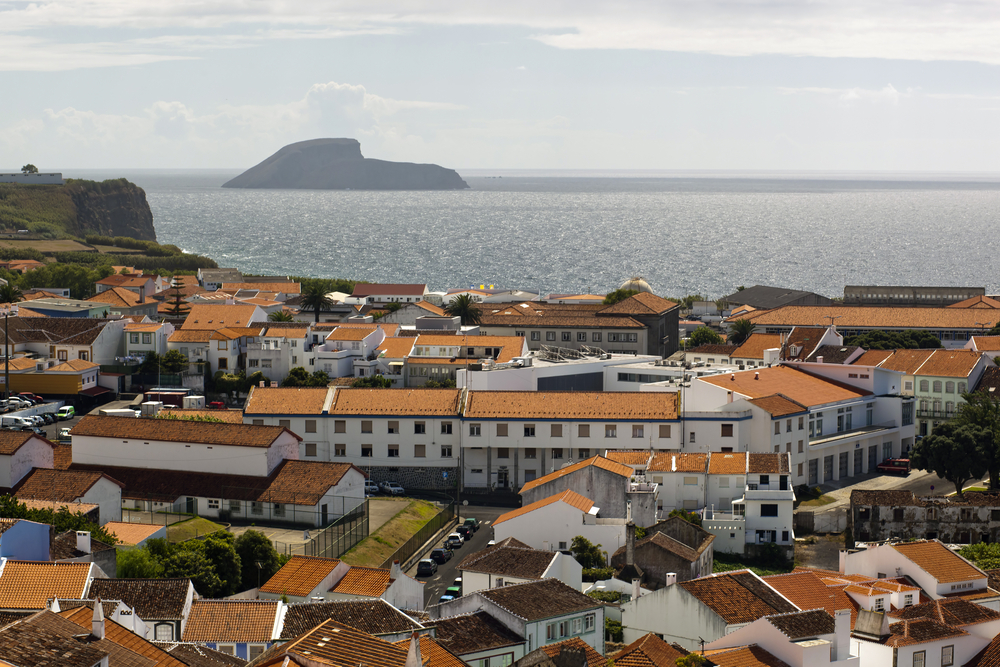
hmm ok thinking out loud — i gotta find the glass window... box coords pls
[524,425,535,437]
[530,331,540,341]
[722,424,733,437]
[761,504,778,517]
[497,447,509,458]
[470,424,481,436]
[361,421,372,433]
[577,332,586,342]
[414,444,426,458]
[304,443,317,457]
[414,421,426,434]
[441,445,453,457]
[362,445,372,457]
[388,421,399,434]
[562,332,571,342]
[546,331,556,341]
[335,420,346,433]
[551,424,563,437]
[579,424,590,438]
[142,333,152,344]
[605,425,617,438]
[388,445,399,457]
[632,425,644,438]
[942,646,953,667]
[305,420,316,433]
[933,381,942,392]
[524,448,536,459]
[552,448,563,459]
[774,422,780,435]
[920,380,929,392]
[592,333,602,342]
[659,424,671,438]
[946,381,955,393]
[441,421,453,434]
[579,449,589,459]
[496,423,508,437]
[335,444,346,457]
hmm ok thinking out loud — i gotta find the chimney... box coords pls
[754,372,759,380]
[76,531,91,554]
[404,632,422,667]
[626,522,636,566]
[665,572,677,586]
[92,599,105,640]
[816,356,824,364]
[833,609,851,661]
[391,560,402,580]
[139,286,145,302]
[226,297,235,305]
[632,578,641,600]
[730,374,735,381]
[49,598,61,612]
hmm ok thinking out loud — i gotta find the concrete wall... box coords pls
[620,584,729,649]
[522,466,633,520]
[0,437,54,488]
[493,502,627,556]
[0,520,51,560]
[81,477,123,524]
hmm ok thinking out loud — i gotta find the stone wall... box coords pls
[365,465,458,491]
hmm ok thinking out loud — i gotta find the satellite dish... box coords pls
[463,500,468,506]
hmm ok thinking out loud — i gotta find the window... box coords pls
[942,646,954,667]
[207,499,220,509]
[248,646,265,660]
[577,332,587,342]
[722,424,734,437]
[57,350,67,361]
[761,504,778,517]
[274,503,285,517]
[217,645,237,656]
[361,421,372,433]
[154,624,174,641]
[946,381,955,393]
[415,444,426,458]
[774,422,780,435]
[531,331,540,341]
[605,425,617,438]
[251,502,264,516]
[894,508,905,521]
[305,420,317,433]
[335,420,346,433]
[229,500,240,513]
[632,425,644,438]
[905,593,914,606]
[335,444,346,457]
[659,424,671,438]
[874,597,885,611]
[497,423,508,437]
[546,331,556,341]
[470,424,481,436]
[525,448,536,458]
[388,421,399,434]
[415,421,426,434]
[959,382,967,393]
[305,443,317,457]
[441,445,453,457]
[498,447,509,458]
[920,380,929,392]
[798,416,804,430]
[252,419,264,426]
[441,422,453,434]
[552,448,563,459]
[248,359,259,367]
[524,425,536,437]
[217,340,228,350]
[388,444,399,458]
[142,333,152,344]
[362,445,372,457]
[933,381,942,393]
[515,331,524,338]
[572,618,582,634]
[218,358,228,369]
[592,333,602,342]
[786,419,792,432]
[579,424,590,438]
[562,332,571,342]
[551,424,563,437]
[584,614,595,631]
[797,463,803,477]
[690,431,696,443]
[130,333,139,344]
[278,419,291,429]
[579,449,589,459]
[684,476,698,486]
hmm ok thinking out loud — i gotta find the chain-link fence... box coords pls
[271,499,370,558]
[379,503,455,569]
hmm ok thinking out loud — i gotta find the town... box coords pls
[1,273,1000,667]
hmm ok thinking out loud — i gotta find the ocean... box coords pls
[69,170,1000,299]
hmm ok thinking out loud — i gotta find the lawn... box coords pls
[0,238,93,253]
[166,516,227,543]
[798,494,836,508]
[713,553,794,577]
[341,499,441,567]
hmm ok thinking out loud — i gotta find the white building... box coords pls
[706,609,857,667]
[492,489,627,555]
[124,322,174,357]
[457,538,583,595]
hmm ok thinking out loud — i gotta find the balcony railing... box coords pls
[916,409,955,419]
[810,421,897,447]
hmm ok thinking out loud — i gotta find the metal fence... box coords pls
[287,499,369,559]
[380,503,456,569]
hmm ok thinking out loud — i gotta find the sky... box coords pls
[2,1,1000,171]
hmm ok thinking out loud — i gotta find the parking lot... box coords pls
[405,505,509,608]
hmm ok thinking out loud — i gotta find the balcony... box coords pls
[916,409,955,419]
[809,421,897,448]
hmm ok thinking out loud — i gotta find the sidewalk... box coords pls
[801,469,933,514]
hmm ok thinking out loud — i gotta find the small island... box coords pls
[222,138,470,191]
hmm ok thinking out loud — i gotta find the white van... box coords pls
[1,416,34,430]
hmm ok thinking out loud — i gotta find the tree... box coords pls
[214,370,244,399]
[688,326,723,347]
[117,547,165,578]
[570,535,606,568]
[163,545,224,598]
[299,284,334,323]
[138,351,162,375]
[162,278,190,318]
[160,349,188,374]
[20,164,38,174]
[351,375,393,388]
[955,390,1000,489]
[235,529,282,591]
[843,330,943,350]
[444,294,483,326]
[676,654,710,667]
[959,543,1000,570]
[281,367,329,387]
[202,532,242,597]
[424,379,457,388]
[0,284,23,304]
[669,508,703,527]
[727,318,756,346]
[268,310,294,322]
[243,370,269,393]
[910,422,989,497]
[603,289,639,305]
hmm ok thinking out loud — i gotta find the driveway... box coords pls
[405,505,510,609]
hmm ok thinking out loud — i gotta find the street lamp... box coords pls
[976,322,992,335]
[1,304,18,401]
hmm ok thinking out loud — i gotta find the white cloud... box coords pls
[4,1,1000,70]
[779,84,907,105]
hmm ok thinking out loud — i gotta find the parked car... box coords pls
[40,413,55,424]
[416,559,438,576]
[463,517,481,532]
[430,548,453,564]
[445,534,464,550]
[438,594,456,604]
[876,458,911,475]
[207,401,226,410]
[58,428,72,441]
[380,481,405,496]
[17,393,42,405]
[5,397,29,410]
[445,585,461,598]
[456,525,474,541]
[364,481,380,496]
[56,406,75,420]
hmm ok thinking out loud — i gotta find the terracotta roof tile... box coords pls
[182,600,280,643]
[71,414,296,447]
[604,450,653,466]
[167,329,214,343]
[102,521,165,546]
[260,555,342,597]
[708,452,747,475]
[612,633,687,667]
[59,604,187,667]
[159,642,247,667]
[264,618,410,666]
[748,453,790,474]
[806,345,862,364]
[475,578,601,621]
[539,637,606,667]
[687,344,736,356]
[494,490,595,526]
[457,545,556,579]
[244,386,332,416]
[597,292,679,316]
[413,335,526,363]
[479,311,646,328]
[46,359,100,372]
[764,571,859,628]
[327,327,379,341]
[0,612,112,667]
[89,578,192,620]
[701,365,870,407]
[466,391,679,420]
[917,349,984,378]
[221,282,301,294]
[880,618,968,647]
[0,561,92,609]
[329,388,461,416]
[390,635,467,667]
[748,395,809,417]
[782,327,828,361]
[0,431,43,456]
[870,349,936,375]
[731,334,784,360]
[431,611,524,656]
[892,540,985,584]
[181,304,261,331]
[678,570,798,624]
[330,566,392,597]
[703,645,792,667]
[15,468,122,503]
[353,284,427,297]
[376,337,415,358]
[158,408,245,423]
[648,452,708,473]
[740,305,1000,331]
[766,609,836,639]
[519,456,633,494]
[949,295,1000,309]
[280,599,422,639]
[966,634,1000,667]
[889,598,1000,626]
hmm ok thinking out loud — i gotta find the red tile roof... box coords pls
[700,365,870,407]
[330,567,393,597]
[679,571,798,624]
[71,414,298,447]
[466,391,679,420]
[182,600,280,643]
[494,490,595,526]
[519,456,633,493]
[892,540,986,584]
[0,561,92,609]
[260,556,341,597]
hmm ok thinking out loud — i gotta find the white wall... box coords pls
[81,477,123,524]
[0,437,53,488]
[493,502,627,556]
[620,584,730,649]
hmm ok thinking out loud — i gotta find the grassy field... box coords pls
[341,499,441,567]
[0,238,93,252]
[91,244,145,254]
[167,516,227,543]
[798,494,836,508]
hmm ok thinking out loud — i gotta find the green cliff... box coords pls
[0,178,157,241]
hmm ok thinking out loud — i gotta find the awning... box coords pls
[80,386,112,397]
[388,361,404,366]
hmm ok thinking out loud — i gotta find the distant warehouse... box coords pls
[0,173,64,185]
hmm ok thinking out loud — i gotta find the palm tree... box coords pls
[728,318,756,346]
[268,310,294,322]
[299,284,334,323]
[0,283,23,305]
[444,294,483,326]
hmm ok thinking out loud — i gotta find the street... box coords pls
[406,505,509,609]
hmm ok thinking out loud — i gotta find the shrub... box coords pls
[583,567,615,582]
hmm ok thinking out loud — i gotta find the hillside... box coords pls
[0,178,157,241]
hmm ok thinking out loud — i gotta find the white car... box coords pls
[380,481,405,496]
[364,481,380,496]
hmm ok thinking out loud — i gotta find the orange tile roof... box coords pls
[701,365,870,407]
[377,337,415,358]
[0,431,43,456]
[612,633,687,667]
[327,327,379,341]
[16,469,123,503]
[764,570,859,628]
[679,570,798,624]
[182,600,280,642]
[167,329,213,343]
[18,499,98,515]
[465,391,679,420]
[648,452,708,473]
[123,322,163,332]
[88,287,157,309]
[519,456,634,493]
[597,292,679,316]
[330,566,393,597]
[0,561,91,609]
[390,635,467,667]
[732,334,784,360]
[221,282,301,294]
[893,541,985,584]
[495,490,595,525]
[158,408,245,423]
[971,336,1000,352]
[260,555,342,597]
[329,388,461,416]
[604,450,653,466]
[267,618,410,666]
[703,645,792,667]
[875,349,937,375]
[46,359,100,372]
[917,349,984,378]
[539,637,606,667]
[853,349,895,366]
[708,452,748,475]
[4,357,38,371]
[948,295,1000,309]
[71,414,296,447]
[783,327,828,360]
[264,326,308,339]
[413,301,446,316]
[740,305,1000,331]
[59,604,188,667]
[102,521,164,545]
[244,386,331,415]
[181,304,261,330]
[413,335,526,363]
[748,394,809,417]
